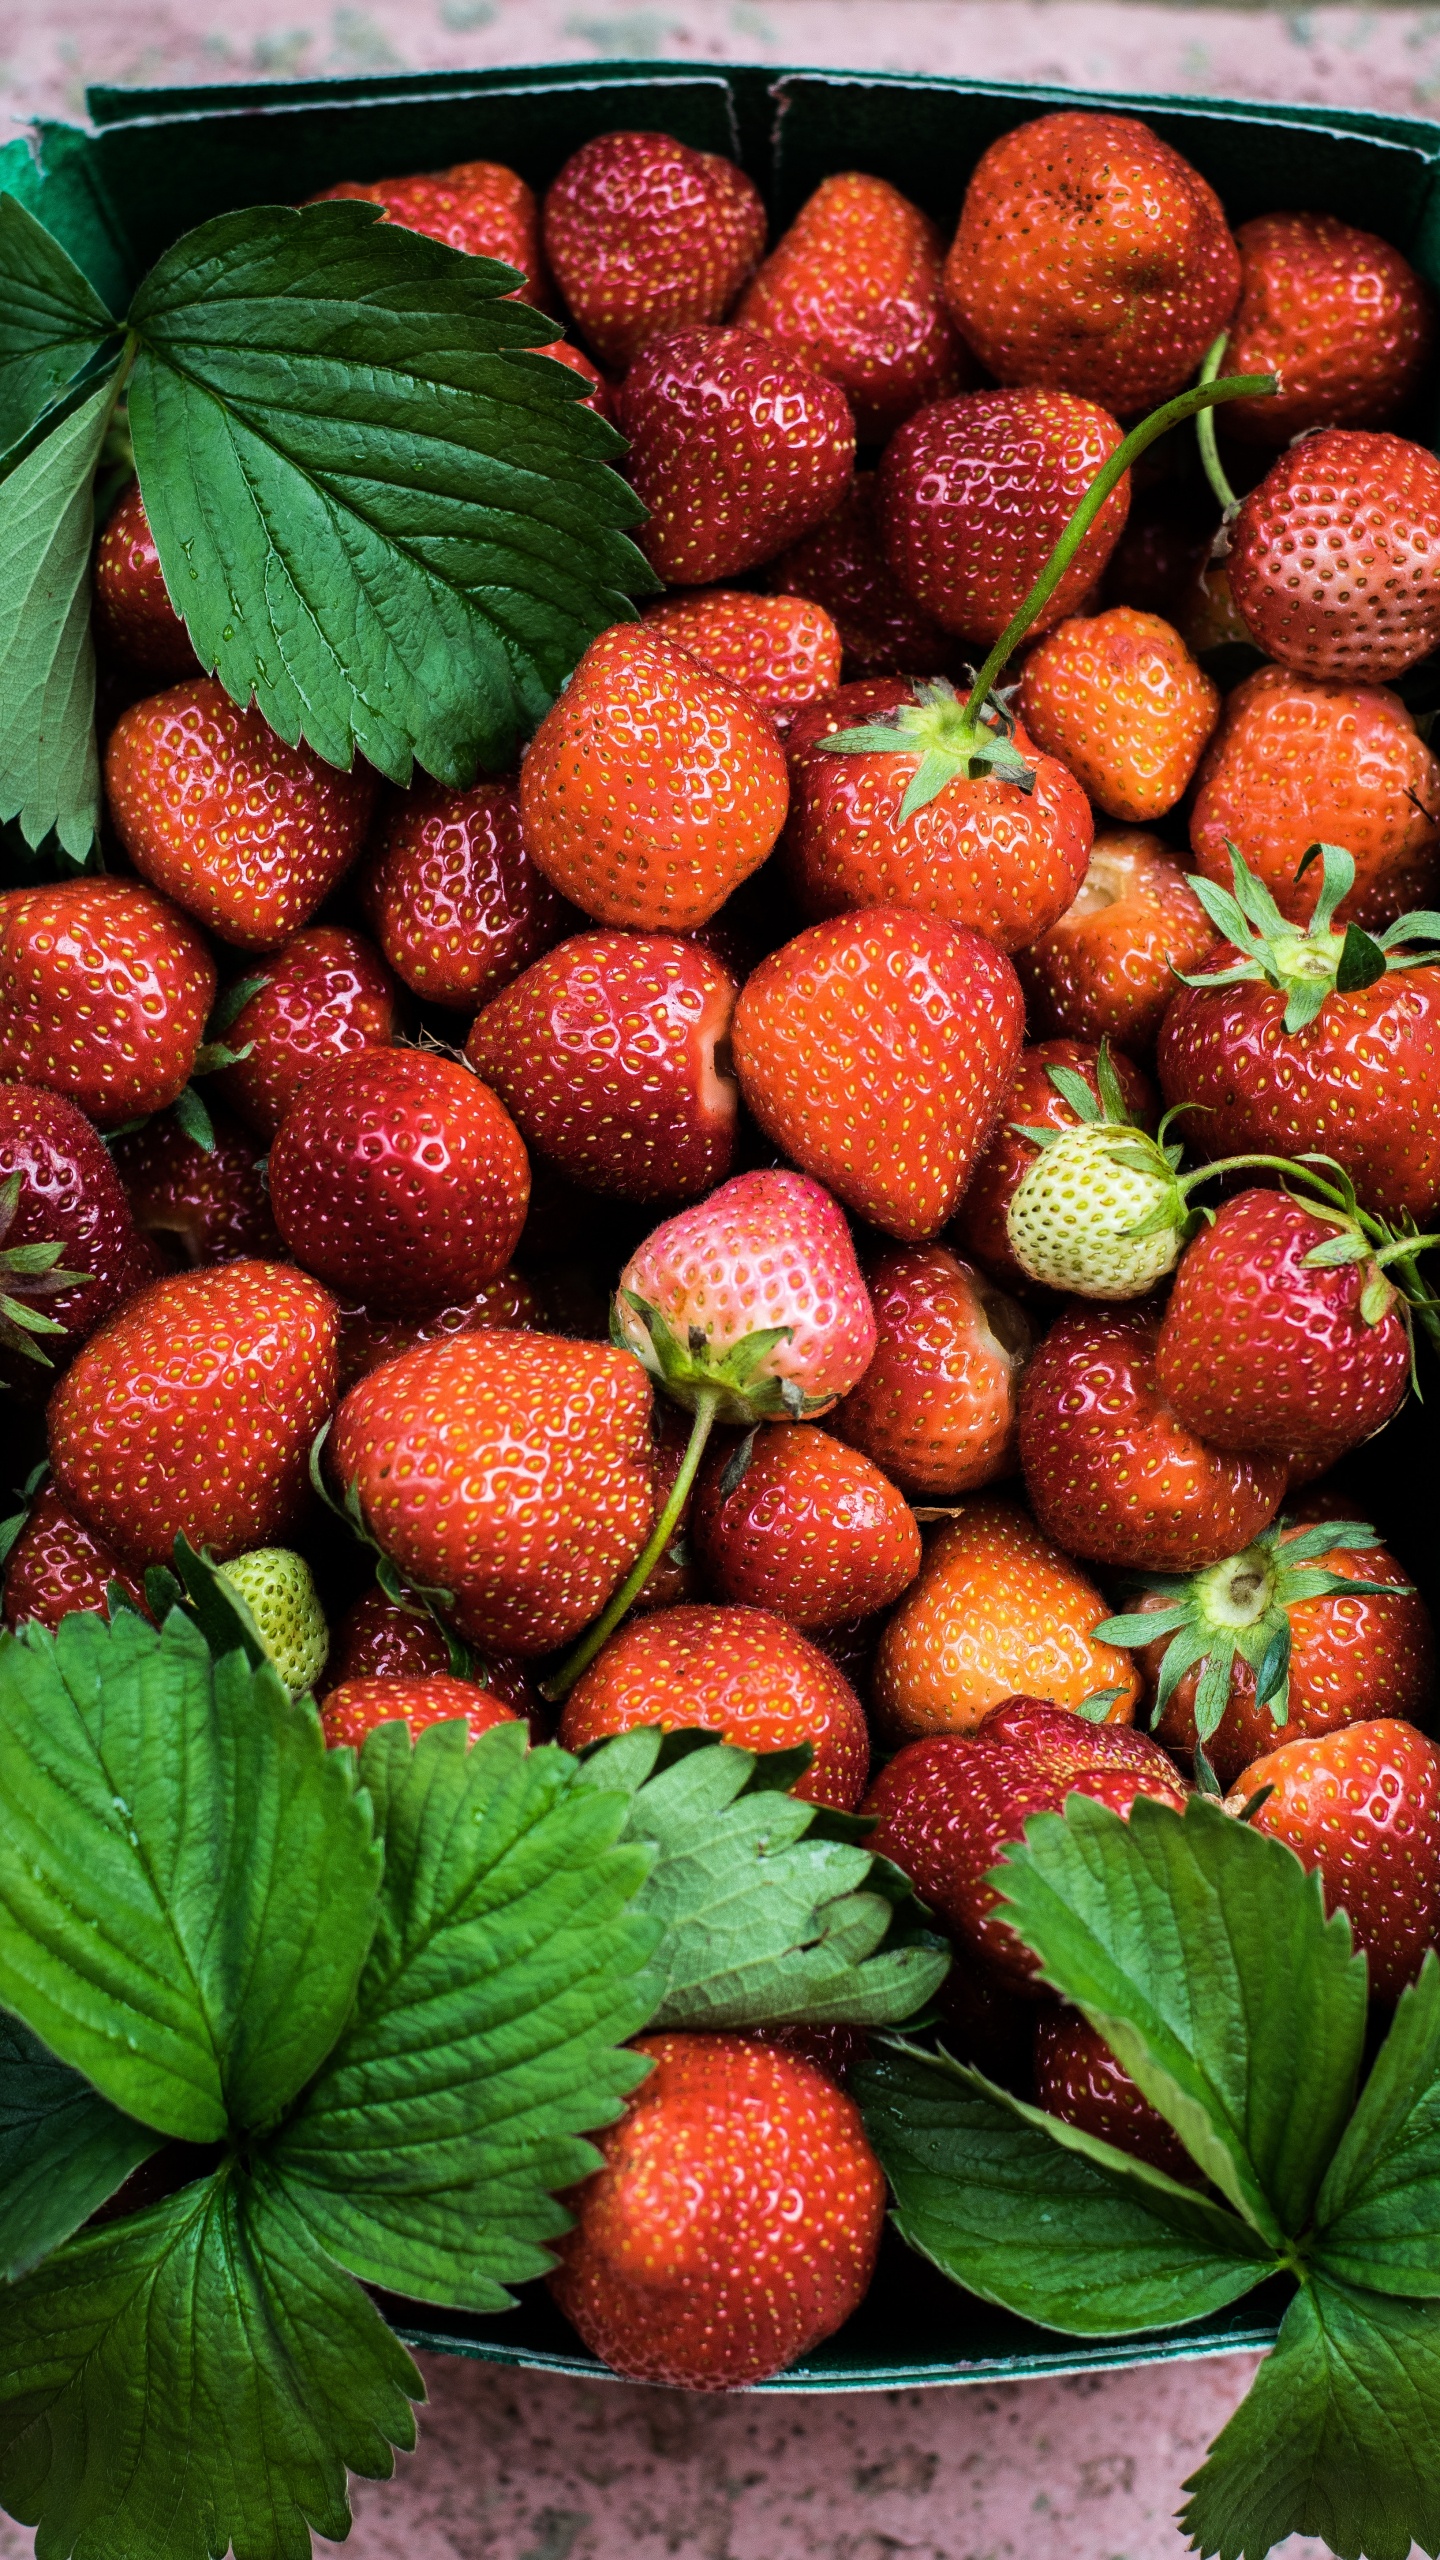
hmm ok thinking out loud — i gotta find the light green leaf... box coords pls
[0,370,117,858]
[127,202,654,787]
[268,1721,660,2314]
[0,2168,420,2560]
[0,1607,382,2143]
[0,2011,157,2282]
[1314,1951,1440,2296]
[0,192,119,455]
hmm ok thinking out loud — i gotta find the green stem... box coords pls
[541,1389,720,1703]
[1175,1152,1352,1206]
[1194,333,1241,516]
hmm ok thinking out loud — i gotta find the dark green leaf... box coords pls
[0,2011,156,2281]
[0,370,117,859]
[166,1530,270,1671]
[1335,923,1389,996]
[169,1082,216,1154]
[0,192,119,455]
[128,203,653,787]
[0,2167,420,2560]
[1313,1951,1440,2296]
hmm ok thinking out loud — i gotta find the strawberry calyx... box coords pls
[0,1171,93,1371]
[1179,840,1440,1034]
[613,1289,832,1426]
[819,677,1038,809]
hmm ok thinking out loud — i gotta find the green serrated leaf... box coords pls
[1313,1951,1440,2297]
[0,369,117,860]
[0,191,120,454]
[0,2010,157,2282]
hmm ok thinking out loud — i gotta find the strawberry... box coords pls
[335,1270,545,1392]
[781,676,1092,953]
[616,326,855,585]
[641,589,842,726]
[1019,1303,1288,1574]
[872,1495,1142,1741]
[518,623,789,932]
[92,481,198,678]
[1222,213,1435,446]
[112,1105,283,1270]
[1225,1719,1440,2001]
[2,1480,148,1632]
[328,1328,655,1654]
[312,158,551,302]
[1001,1040,1194,1300]
[327,1587,454,1685]
[862,1697,1186,1990]
[765,471,964,679]
[49,1259,338,1568]
[556,1599,871,1809]
[319,1673,519,1751]
[268,1049,529,1318]
[543,132,765,368]
[735,171,969,442]
[549,2033,885,2388]
[105,678,376,952]
[833,1244,1031,1499]
[952,1038,1158,1293]
[219,1546,329,1693]
[212,926,397,1143]
[1188,666,1440,934]
[361,775,576,1012]
[732,907,1024,1241]
[540,338,613,417]
[943,110,1240,412]
[1034,2008,1192,2180]
[1017,608,1219,823]
[878,389,1129,641]
[466,929,739,1203]
[0,878,215,1127]
[690,1423,921,1630]
[0,1082,142,1373]
[1227,429,1440,683]
[1015,831,1219,1058]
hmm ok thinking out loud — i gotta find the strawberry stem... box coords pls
[541,1387,720,1703]
[1194,334,1240,517]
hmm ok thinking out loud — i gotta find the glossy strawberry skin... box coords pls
[329,1329,655,1655]
[314,158,551,301]
[642,590,842,726]
[736,172,970,442]
[92,481,198,678]
[1224,213,1435,446]
[335,1270,545,1392]
[833,1244,1031,1499]
[543,132,765,369]
[1034,2009,1193,2180]
[782,679,1092,953]
[1017,609,1219,824]
[105,679,376,952]
[617,326,856,585]
[212,927,397,1143]
[519,624,790,933]
[0,879,216,1127]
[863,1698,1186,1989]
[943,110,1240,412]
[1227,1719,1440,2002]
[112,1106,283,1272]
[318,1674,519,1751]
[269,1049,529,1319]
[765,471,963,680]
[952,1039,1158,1293]
[49,1259,338,1569]
[549,2033,886,2390]
[2,1481,149,1632]
[733,907,1024,1242]
[1228,430,1440,684]
[362,776,576,1012]
[0,1083,143,1349]
[1015,833,1218,1059]
[691,1424,921,1630]
[467,930,739,1203]
[326,1588,454,1686]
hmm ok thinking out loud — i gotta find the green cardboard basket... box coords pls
[9,59,1438,2389]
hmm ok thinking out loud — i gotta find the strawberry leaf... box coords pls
[0,192,120,456]
[1312,1951,1440,2298]
[1335,922,1389,996]
[0,2012,156,2282]
[0,369,118,860]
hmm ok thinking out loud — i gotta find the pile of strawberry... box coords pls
[4,105,1440,2398]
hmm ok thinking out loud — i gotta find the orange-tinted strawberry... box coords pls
[691,1423,921,1629]
[335,1271,545,1392]
[1227,428,1440,683]
[550,2033,885,2388]
[951,1038,1158,1292]
[92,481,198,678]
[362,776,576,1011]
[1015,833,1219,1058]
[1017,608,1219,822]
[943,110,1240,412]
[1034,2009,1193,2179]
[735,171,970,441]
[1226,1719,1440,2001]
[764,471,964,679]
[0,878,216,1127]
[112,1105,283,1270]
[732,908,1024,1241]
[519,624,789,932]
[318,1673,520,1751]
[211,926,397,1143]
[540,337,613,417]
[312,158,551,303]
[543,131,765,368]
[1222,213,1435,446]
[872,1495,1141,1740]
[618,326,856,586]
[49,1259,337,1568]
[833,1245,1031,1499]
[105,678,376,952]
[329,1329,654,1655]
[878,389,1129,642]
[1188,665,1440,932]
[642,589,842,725]
[2,1480,149,1632]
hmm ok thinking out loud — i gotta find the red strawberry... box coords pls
[1017,608,1220,824]
[313,157,551,302]
[328,1329,655,1654]
[518,624,789,932]
[318,1673,520,1751]
[952,1038,1159,1293]
[49,1259,338,1567]
[1226,1719,1440,2001]
[542,132,765,368]
[335,1270,545,1391]
[878,389,1130,641]
[0,879,216,1126]
[92,481,198,678]
[1222,213,1435,446]
[765,471,964,679]
[691,1424,921,1630]
[0,1083,142,1373]
[361,776,576,1012]
[112,1105,283,1271]
[268,1049,529,1318]
[735,171,970,442]
[1227,429,1440,683]
[642,589,842,726]
[105,678,376,951]
[2,1480,149,1632]
[833,1244,1031,1498]
[212,926,397,1143]
[1015,833,1218,1060]
[540,338,613,417]
[863,1697,1186,1990]
[326,1587,454,1685]
[466,930,739,1203]
[733,908,1024,1242]
[1034,2008,1193,2180]
[549,2032,885,2388]
[943,110,1240,412]
[616,326,855,585]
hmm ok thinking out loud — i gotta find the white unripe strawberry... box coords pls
[1006,1122,1186,1297]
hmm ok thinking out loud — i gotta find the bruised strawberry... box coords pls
[313,157,551,300]
[1034,2009,1193,2179]
[318,1673,520,1751]
[2,1480,149,1632]
[543,132,765,368]
[0,878,215,1127]
[1227,1719,1440,2001]
[1227,429,1440,684]
[0,1083,142,1369]
[691,1425,921,1629]
[212,927,397,1143]
[1223,213,1435,446]
[1017,608,1219,823]
[362,775,575,1012]
[326,1587,454,1685]
[112,1104,283,1270]
[92,481,197,678]
[1015,835,1218,1059]
[642,590,842,725]
[952,1038,1159,1293]
[765,472,963,679]
[833,1245,1031,1499]
[335,1270,545,1391]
